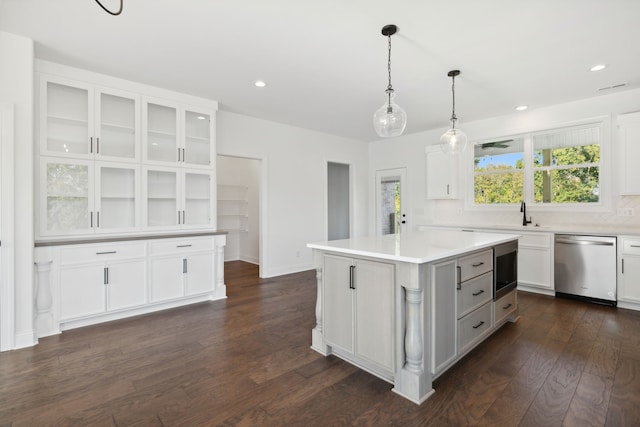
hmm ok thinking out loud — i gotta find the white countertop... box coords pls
[307,230,520,264]
[419,223,640,237]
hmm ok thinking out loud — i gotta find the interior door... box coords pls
[375,168,407,235]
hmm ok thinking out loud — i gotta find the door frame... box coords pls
[1,104,15,351]
[374,167,407,235]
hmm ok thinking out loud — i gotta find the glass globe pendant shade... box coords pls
[440,127,468,154]
[373,92,407,138]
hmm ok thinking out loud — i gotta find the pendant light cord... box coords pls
[94,0,123,16]
[450,74,458,127]
[386,34,393,104]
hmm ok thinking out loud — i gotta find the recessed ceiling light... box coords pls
[590,64,607,72]
[254,80,267,88]
[515,105,528,111]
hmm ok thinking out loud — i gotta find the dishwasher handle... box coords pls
[555,238,614,246]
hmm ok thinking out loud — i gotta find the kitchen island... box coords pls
[307,229,520,404]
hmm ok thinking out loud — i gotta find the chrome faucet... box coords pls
[520,201,532,226]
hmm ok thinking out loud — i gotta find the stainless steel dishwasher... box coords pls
[554,235,617,305]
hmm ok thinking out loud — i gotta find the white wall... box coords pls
[369,89,640,232]
[217,155,260,264]
[217,111,369,278]
[0,31,35,349]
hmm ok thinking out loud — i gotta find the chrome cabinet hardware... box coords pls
[183,258,188,274]
[103,267,109,285]
[96,251,117,255]
[176,244,192,248]
[349,265,356,289]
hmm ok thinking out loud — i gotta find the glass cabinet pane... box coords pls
[184,110,211,166]
[184,172,211,225]
[146,103,177,163]
[147,169,177,226]
[100,93,136,159]
[45,161,90,232]
[46,82,90,155]
[100,166,136,229]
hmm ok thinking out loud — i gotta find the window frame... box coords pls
[465,117,611,212]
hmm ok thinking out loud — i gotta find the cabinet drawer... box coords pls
[519,233,552,248]
[457,271,493,319]
[494,290,517,325]
[59,241,147,264]
[458,302,493,354]
[458,249,493,282]
[622,239,640,255]
[149,237,214,255]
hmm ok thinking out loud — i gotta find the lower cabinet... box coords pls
[618,237,640,308]
[323,254,395,376]
[517,232,554,291]
[431,260,457,376]
[494,290,517,326]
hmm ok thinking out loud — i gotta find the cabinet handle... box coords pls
[103,267,109,285]
[183,258,188,274]
[90,211,93,228]
[182,148,185,162]
[176,244,192,248]
[349,265,356,289]
[446,184,450,195]
[622,258,624,274]
[178,210,181,224]
[502,303,513,310]
[472,289,485,296]
[631,245,640,248]
[456,266,461,290]
[96,137,100,154]
[178,147,181,162]
[97,211,100,228]
[96,251,117,255]
[472,321,485,329]
[90,136,93,154]
[183,210,186,224]
[472,262,484,267]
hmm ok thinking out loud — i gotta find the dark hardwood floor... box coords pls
[1,260,639,426]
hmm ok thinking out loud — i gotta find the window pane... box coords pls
[474,138,524,172]
[534,167,599,203]
[534,144,600,167]
[475,171,524,204]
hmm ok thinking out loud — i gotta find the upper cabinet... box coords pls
[425,145,458,199]
[39,76,140,163]
[618,112,640,195]
[143,98,214,169]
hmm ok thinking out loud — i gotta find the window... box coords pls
[471,121,605,209]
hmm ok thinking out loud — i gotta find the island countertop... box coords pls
[307,229,520,264]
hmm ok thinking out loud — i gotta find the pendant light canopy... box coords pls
[373,25,407,138]
[440,70,468,154]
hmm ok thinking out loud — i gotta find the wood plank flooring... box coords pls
[1,261,640,426]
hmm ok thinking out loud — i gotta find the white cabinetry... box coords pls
[323,254,395,377]
[618,237,640,309]
[430,260,457,376]
[618,112,640,195]
[425,145,458,199]
[517,232,554,293]
[57,242,147,321]
[39,76,140,162]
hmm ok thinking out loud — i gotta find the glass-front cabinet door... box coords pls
[95,163,140,232]
[144,166,179,228]
[41,78,93,158]
[183,109,212,167]
[40,158,94,235]
[96,89,140,162]
[144,99,179,165]
[183,170,213,227]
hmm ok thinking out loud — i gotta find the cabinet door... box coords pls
[95,88,139,162]
[183,108,213,167]
[40,77,93,158]
[144,99,179,165]
[106,259,147,311]
[431,260,457,375]
[323,255,355,354]
[59,264,105,319]
[96,163,140,232]
[144,166,180,228]
[40,158,95,236]
[184,252,215,295]
[183,169,213,227]
[354,259,394,371]
[619,112,640,195]
[426,146,458,199]
[620,255,640,302]
[518,246,552,289]
[149,256,184,302]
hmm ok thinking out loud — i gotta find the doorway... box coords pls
[327,162,350,241]
[375,168,407,235]
[0,104,15,351]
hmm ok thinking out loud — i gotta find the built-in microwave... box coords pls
[494,241,518,300]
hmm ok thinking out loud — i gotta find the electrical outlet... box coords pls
[617,208,635,217]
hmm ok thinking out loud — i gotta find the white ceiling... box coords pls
[1,0,639,142]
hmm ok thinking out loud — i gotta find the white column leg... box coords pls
[311,265,329,355]
[215,238,226,298]
[34,260,54,337]
[404,287,423,374]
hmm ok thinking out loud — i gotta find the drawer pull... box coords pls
[472,262,484,267]
[472,321,485,329]
[349,265,356,289]
[456,266,461,290]
[96,251,117,255]
[631,244,640,248]
[502,303,513,310]
[472,289,485,296]
[176,244,193,248]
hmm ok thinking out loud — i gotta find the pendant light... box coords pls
[440,70,468,154]
[373,25,407,138]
